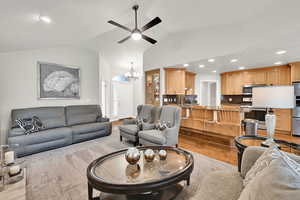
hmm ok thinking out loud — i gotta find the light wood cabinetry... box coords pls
[185,72,196,95]
[221,65,291,95]
[165,68,196,95]
[290,62,300,83]
[274,109,292,133]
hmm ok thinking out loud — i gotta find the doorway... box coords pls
[201,81,217,106]
[112,80,133,120]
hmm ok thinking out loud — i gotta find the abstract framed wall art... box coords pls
[38,62,80,99]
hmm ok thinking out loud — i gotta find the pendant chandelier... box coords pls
[125,62,139,80]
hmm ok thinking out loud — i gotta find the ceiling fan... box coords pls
[108,5,162,44]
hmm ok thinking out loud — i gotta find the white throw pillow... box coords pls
[238,155,300,200]
[243,144,281,186]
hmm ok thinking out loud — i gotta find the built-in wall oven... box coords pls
[293,82,300,136]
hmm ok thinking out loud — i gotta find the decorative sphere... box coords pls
[125,147,140,165]
[144,149,155,162]
[159,150,167,160]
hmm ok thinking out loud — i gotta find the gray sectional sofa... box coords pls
[196,146,300,200]
[8,105,111,157]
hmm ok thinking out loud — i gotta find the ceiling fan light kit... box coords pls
[108,5,162,44]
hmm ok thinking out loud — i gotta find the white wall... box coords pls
[0,46,99,144]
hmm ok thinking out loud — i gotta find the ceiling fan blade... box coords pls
[142,34,157,44]
[141,17,162,32]
[108,20,132,32]
[118,35,131,43]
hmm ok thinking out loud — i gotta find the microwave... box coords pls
[242,84,267,95]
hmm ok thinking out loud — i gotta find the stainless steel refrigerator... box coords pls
[293,82,300,136]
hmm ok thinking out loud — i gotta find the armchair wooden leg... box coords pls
[120,135,122,142]
[175,144,178,148]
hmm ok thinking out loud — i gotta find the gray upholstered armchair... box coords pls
[138,105,181,147]
[119,104,155,145]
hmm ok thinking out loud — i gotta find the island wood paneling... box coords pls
[181,106,242,146]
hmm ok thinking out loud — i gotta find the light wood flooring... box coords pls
[115,119,300,166]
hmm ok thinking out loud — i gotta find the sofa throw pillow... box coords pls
[155,121,172,131]
[243,144,281,186]
[238,155,300,200]
[16,116,44,135]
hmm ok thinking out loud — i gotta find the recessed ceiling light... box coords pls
[239,66,245,70]
[39,16,52,24]
[276,50,287,55]
[230,59,238,63]
[208,58,215,63]
[212,70,217,73]
[183,64,189,67]
[199,64,205,68]
[274,61,282,65]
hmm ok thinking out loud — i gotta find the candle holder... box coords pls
[0,144,22,189]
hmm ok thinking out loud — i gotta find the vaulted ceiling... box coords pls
[1,0,300,72]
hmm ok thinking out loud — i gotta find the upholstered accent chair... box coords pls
[119,104,156,145]
[138,105,181,147]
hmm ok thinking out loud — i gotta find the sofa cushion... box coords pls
[71,122,109,135]
[66,105,101,126]
[8,127,72,157]
[196,171,243,200]
[9,128,26,137]
[243,145,281,186]
[119,124,138,136]
[238,156,300,200]
[11,107,66,129]
[138,130,166,145]
[8,127,72,145]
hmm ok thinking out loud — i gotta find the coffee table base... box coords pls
[92,184,183,200]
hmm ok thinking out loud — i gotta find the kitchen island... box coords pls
[180,105,244,146]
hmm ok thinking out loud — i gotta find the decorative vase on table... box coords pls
[144,149,155,162]
[263,110,276,146]
[125,147,140,165]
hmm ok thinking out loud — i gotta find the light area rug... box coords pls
[24,126,236,200]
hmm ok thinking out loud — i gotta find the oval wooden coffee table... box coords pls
[87,146,194,200]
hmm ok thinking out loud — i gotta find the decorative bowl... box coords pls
[158,150,167,160]
[125,147,140,165]
[144,149,155,162]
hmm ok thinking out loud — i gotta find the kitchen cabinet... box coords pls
[221,72,243,95]
[290,62,300,83]
[242,71,254,85]
[221,65,291,95]
[277,66,291,85]
[252,69,267,85]
[165,68,196,95]
[185,72,196,94]
[274,109,292,133]
[221,73,228,95]
[266,66,291,85]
